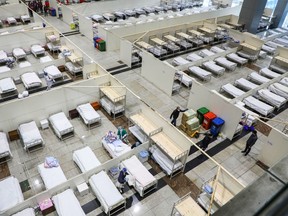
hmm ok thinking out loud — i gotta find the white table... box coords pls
[40,119,49,130]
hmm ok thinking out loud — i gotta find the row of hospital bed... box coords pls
[0,15,30,26]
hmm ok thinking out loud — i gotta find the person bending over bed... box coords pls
[117,167,129,193]
[117,126,128,143]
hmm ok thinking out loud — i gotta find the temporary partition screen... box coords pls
[78,14,93,39]
[120,39,133,67]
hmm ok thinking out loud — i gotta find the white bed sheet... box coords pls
[20,15,30,22]
[221,83,245,98]
[258,89,287,108]
[13,48,26,59]
[262,44,275,54]
[43,65,62,79]
[214,57,237,70]
[102,138,131,158]
[73,146,101,173]
[248,72,270,84]
[269,83,288,99]
[172,57,190,66]
[31,45,45,56]
[237,50,257,61]
[7,17,16,24]
[76,103,101,125]
[235,78,259,90]
[47,43,61,52]
[19,61,31,68]
[65,62,82,74]
[0,77,16,93]
[52,189,85,216]
[269,64,287,74]
[227,53,248,65]
[199,49,215,57]
[49,112,74,138]
[186,53,202,62]
[89,171,125,214]
[38,163,67,189]
[129,125,146,143]
[210,46,225,53]
[188,66,211,81]
[176,71,192,87]
[243,96,274,116]
[21,72,42,89]
[18,121,43,150]
[260,68,281,79]
[0,176,24,214]
[280,77,288,87]
[0,132,11,158]
[12,208,35,216]
[100,97,124,115]
[202,61,225,75]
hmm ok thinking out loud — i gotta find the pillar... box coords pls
[272,0,288,28]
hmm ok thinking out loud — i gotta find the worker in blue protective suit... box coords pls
[117,167,129,193]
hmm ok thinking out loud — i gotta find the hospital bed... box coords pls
[52,189,85,216]
[259,51,267,59]
[188,66,212,81]
[177,40,193,49]
[38,162,67,189]
[65,62,82,77]
[0,77,17,96]
[234,78,259,91]
[214,57,237,71]
[49,112,74,140]
[259,68,281,79]
[76,103,101,128]
[163,42,180,53]
[12,208,35,216]
[102,136,131,158]
[89,171,126,215]
[258,89,287,109]
[226,53,248,65]
[143,6,155,13]
[202,61,225,76]
[221,83,245,98]
[91,14,104,22]
[19,61,31,68]
[154,6,164,12]
[172,57,190,66]
[274,38,288,46]
[128,125,147,143]
[7,17,16,25]
[12,48,26,60]
[261,44,276,55]
[43,65,63,81]
[0,176,24,214]
[248,72,270,84]
[21,72,42,89]
[0,66,10,73]
[103,13,116,21]
[210,46,225,53]
[243,96,274,116]
[31,44,45,57]
[73,146,101,173]
[114,11,126,19]
[124,9,136,16]
[269,64,287,74]
[136,41,154,51]
[39,56,52,63]
[176,71,193,87]
[280,77,288,87]
[47,42,61,53]
[20,15,30,23]
[186,53,202,62]
[122,155,157,197]
[100,96,125,117]
[269,83,288,99]
[237,50,258,61]
[18,121,44,152]
[199,49,215,57]
[265,41,284,48]
[0,50,8,65]
[150,46,167,57]
[0,132,12,163]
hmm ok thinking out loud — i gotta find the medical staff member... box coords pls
[117,168,128,193]
[117,126,128,141]
[242,130,258,156]
[44,72,53,90]
[170,106,188,126]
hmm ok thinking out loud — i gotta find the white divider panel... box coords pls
[120,39,133,67]
[141,51,176,96]
[258,128,288,167]
[78,14,93,39]
[218,168,245,194]
[32,11,43,25]
[187,81,242,140]
[83,63,108,78]
[62,4,74,26]
[0,3,28,18]
[62,38,83,59]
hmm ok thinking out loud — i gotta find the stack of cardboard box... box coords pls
[180,109,200,137]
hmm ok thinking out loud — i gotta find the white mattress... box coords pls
[20,15,30,21]
[91,14,104,21]
[52,189,85,216]
[280,77,288,87]
[210,46,225,53]
[73,146,101,173]
[258,89,287,108]
[49,112,73,138]
[199,49,215,57]
[40,56,52,63]
[262,44,275,54]
[43,65,62,79]
[129,125,146,143]
[237,50,257,61]
[186,53,202,62]
[176,71,192,87]
[0,77,16,93]
[76,103,101,125]
[235,78,259,90]
[38,163,67,189]
[172,57,190,66]
[202,61,225,75]
[269,64,287,74]
[221,83,245,98]
[47,43,61,52]
[188,66,211,80]
[13,48,26,58]
[0,176,24,214]
[31,45,45,55]
[0,132,11,158]
[7,17,16,23]
[248,72,270,84]
[102,138,131,158]
[269,83,288,99]
[21,72,42,89]
[243,96,274,116]
[227,53,248,65]
[12,208,35,216]
[65,62,82,73]
[0,66,10,74]
[89,171,125,214]
[260,68,280,79]
[214,57,237,70]
[100,97,124,115]
[19,61,31,68]
[18,121,43,150]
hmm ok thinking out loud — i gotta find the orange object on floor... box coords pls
[202,112,217,130]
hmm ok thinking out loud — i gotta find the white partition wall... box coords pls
[78,14,93,39]
[120,39,133,67]
[0,3,28,17]
[62,4,74,26]
[141,51,176,96]
[187,81,243,140]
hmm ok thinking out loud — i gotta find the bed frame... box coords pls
[0,131,12,164]
[77,103,102,129]
[49,112,75,141]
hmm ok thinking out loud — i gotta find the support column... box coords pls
[238,0,267,33]
[272,0,288,28]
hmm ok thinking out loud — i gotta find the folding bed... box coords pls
[73,146,101,173]
[89,171,126,215]
[18,121,44,152]
[172,57,190,66]
[121,155,157,197]
[214,57,237,71]
[12,48,26,60]
[221,83,245,98]
[7,17,17,25]
[269,83,288,99]
[237,50,258,61]
[0,176,24,214]
[226,53,248,65]
[38,162,67,189]
[247,72,270,84]
[43,65,63,81]
[12,208,35,216]
[210,46,225,53]
[31,44,45,57]
[202,61,225,76]
[76,103,101,128]
[49,112,74,140]
[199,49,215,57]
[188,66,212,81]
[258,89,287,109]
[20,15,30,23]
[102,134,131,158]
[234,78,259,91]
[21,72,42,89]
[259,68,281,79]
[175,71,193,87]
[186,53,202,62]
[0,131,12,163]
[52,189,85,216]
[0,77,17,96]
[243,96,274,116]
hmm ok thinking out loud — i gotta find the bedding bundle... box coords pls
[44,156,59,168]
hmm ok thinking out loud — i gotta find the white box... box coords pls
[77,182,89,196]
[38,70,44,78]
[40,119,49,130]
[13,77,21,84]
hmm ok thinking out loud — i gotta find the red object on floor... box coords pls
[202,112,217,130]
